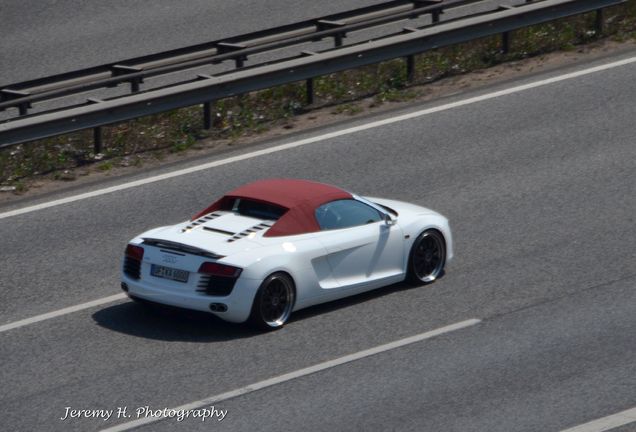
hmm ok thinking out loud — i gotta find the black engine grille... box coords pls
[196,276,237,296]
[123,256,141,279]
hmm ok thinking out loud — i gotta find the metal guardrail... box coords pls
[0,0,479,114]
[0,0,623,148]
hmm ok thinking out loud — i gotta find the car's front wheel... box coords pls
[249,272,295,330]
[407,229,446,285]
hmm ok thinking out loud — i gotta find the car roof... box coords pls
[225,178,350,208]
[192,179,353,237]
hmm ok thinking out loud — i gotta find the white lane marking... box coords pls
[2,56,636,221]
[101,318,481,432]
[0,293,126,334]
[559,407,636,432]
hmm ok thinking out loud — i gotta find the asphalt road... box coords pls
[0,49,635,431]
[0,0,387,84]
[0,0,519,85]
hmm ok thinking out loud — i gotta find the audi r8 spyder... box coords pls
[121,178,453,329]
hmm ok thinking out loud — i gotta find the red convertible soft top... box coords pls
[192,179,352,237]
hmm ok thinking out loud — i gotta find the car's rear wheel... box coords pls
[407,229,446,284]
[249,272,295,330]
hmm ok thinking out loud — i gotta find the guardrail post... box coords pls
[306,78,315,105]
[498,4,515,54]
[403,27,419,81]
[406,55,415,82]
[112,65,143,93]
[502,31,511,54]
[93,126,103,154]
[317,20,346,48]
[86,98,105,154]
[217,42,248,69]
[300,51,317,104]
[413,0,442,23]
[1,89,31,116]
[595,9,604,34]
[203,102,212,129]
[196,75,214,129]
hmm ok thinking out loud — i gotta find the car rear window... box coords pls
[225,198,287,220]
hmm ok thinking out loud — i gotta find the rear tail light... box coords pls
[125,244,144,261]
[198,262,242,278]
[124,244,144,280]
[197,262,241,296]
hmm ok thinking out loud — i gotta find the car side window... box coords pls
[315,199,382,230]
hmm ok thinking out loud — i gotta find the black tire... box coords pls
[407,229,446,285]
[249,272,296,330]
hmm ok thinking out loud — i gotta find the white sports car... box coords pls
[121,179,452,329]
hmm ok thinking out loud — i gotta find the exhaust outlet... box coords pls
[209,303,227,312]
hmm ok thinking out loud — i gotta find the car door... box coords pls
[315,199,404,288]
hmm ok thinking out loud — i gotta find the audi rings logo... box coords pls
[161,254,177,264]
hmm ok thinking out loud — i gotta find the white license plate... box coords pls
[151,264,189,283]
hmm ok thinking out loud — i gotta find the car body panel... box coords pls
[318,221,404,286]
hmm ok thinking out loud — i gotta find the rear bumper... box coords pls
[121,275,262,323]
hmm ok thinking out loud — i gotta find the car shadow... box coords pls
[92,300,260,342]
[93,275,442,341]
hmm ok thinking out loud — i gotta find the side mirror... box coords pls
[384,213,397,226]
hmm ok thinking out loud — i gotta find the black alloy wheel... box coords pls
[407,229,446,284]
[249,272,295,330]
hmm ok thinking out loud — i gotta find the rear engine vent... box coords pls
[182,212,222,232]
[123,256,141,279]
[227,222,273,242]
[202,227,235,236]
[196,276,238,296]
